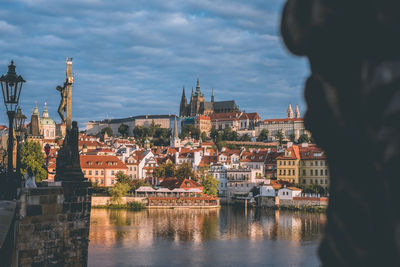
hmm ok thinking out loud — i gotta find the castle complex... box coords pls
[179,78,239,117]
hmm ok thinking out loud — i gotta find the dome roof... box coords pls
[40,117,55,125]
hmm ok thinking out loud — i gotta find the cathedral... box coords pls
[179,78,239,117]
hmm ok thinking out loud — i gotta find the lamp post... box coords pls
[0,61,25,173]
[14,107,26,180]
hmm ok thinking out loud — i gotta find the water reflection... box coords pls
[89,207,325,267]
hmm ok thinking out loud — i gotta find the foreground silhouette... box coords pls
[281,1,400,266]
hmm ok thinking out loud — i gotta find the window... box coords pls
[89,170,92,175]
[303,170,306,175]
[310,162,314,166]
[283,170,286,175]
[288,161,291,166]
[101,170,104,175]
[288,170,291,175]
[284,161,286,166]
[279,170,282,175]
[83,170,86,175]
[315,179,318,184]
[311,179,313,184]
[95,170,98,175]
[310,170,313,176]
[293,170,295,175]
[325,179,328,184]
[315,161,318,166]
[292,161,295,165]
[320,170,323,176]
[101,179,104,184]
[320,179,323,184]
[325,169,328,176]
[303,179,306,184]
[279,161,282,166]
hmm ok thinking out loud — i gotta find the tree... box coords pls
[115,171,131,185]
[210,126,219,141]
[275,130,284,145]
[20,141,47,182]
[201,132,208,142]
[154,162,175,178]
[109,182,131,204]
[101,126,113,137]
[239,134,251,142]
[257,129,269,142]
[131,179,151,190]
[298,134,310,144]
[202,175,219,196]
[180,124,200,140]
[118,124,129,137]
[176,162,196,180]
[289,133,296,142]
[221,127,238,141]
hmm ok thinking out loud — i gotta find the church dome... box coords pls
[40,103,56,125]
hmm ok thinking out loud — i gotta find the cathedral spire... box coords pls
[195,78,201,95]
[211,88,214,102]
[179,87,187,117]
[295,105,300,118]
[42,102,49,118]
[191,87,194,97]
[33,102,39,116]
[287,104,294,118]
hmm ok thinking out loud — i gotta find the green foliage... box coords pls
[221,127,238,141]
[109,182,131,204]
[101,126,113,136]
[298,134,310,144]
[250,186,260,196]
[289,133,296,142]
[132,122,171,146]
[202,175,219,196]
[131,179,151,190]
[275,130,284,145]
[116,171,131,185]
[302,184,326,196]
[210,126,219,141]
[118,124,129,137]
[180,124,200,140]
[176,162,196,180]
[20,141,46,182]
[256,129,269,142]
[239,134,251,142]
[201,132,208,142]
[154,162,176,178]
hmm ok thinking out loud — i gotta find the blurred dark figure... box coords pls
[281,1,400,266]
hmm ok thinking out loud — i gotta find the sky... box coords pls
[0,0,309,129]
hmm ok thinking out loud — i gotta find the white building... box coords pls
[255,104,310,141]
[209,163,227,196]
[277,186,302,200]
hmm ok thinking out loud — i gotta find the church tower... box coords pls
[170,116,181,148]
[294,105,301,118]
[287,104,294,118]
[30,103,40,136]
[211,88,214,103]
[179,87,187,117]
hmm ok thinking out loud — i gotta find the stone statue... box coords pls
[55,121,84,181]
[56,85,67,123]
[56,58,73,130]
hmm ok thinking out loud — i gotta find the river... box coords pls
[88,206,325,267]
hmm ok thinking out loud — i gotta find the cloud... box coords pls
[0,0,308,128]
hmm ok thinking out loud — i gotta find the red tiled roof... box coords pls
[80,155,127,169]
[262,118,303,123]
[159,177,203,190]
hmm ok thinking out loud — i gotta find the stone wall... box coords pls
[258,196,276,208]
[279,197,328,208]
[91,196,146,206]
[17,181,91,266]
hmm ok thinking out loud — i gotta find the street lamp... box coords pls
[0,61,25,172]
[14,107,26,179]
